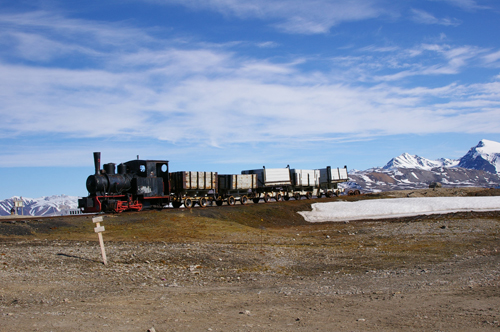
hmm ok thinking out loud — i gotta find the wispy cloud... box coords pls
[482,50,500,66]
[432,0,489,10]
[410,8,461,26]
[332,43,490,82]
[147,0,391,34]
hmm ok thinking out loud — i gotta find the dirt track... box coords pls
[1,188,499,331]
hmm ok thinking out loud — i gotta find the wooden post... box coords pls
[93,216,107,265]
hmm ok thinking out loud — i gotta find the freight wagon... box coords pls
[241,167,293,203]
[318,166,349,197]
[216,174,258,206]
[169,171,218,208]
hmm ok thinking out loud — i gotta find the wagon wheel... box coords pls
[275,193,282,202]
[184,197,193,208]
[305,192,312,199]
[326,191,333,198]
[317,192,323,199]
[354,190,361,195]
[240,195,248,205]
[263,194,271,203]
[198,197,208,208]
[227,196,236,206]
[348,190,354,196]
[294,193,301,200]
[215,199,223,206]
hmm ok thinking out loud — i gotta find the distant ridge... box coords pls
[0,195,79,217]
[383,153,459,171]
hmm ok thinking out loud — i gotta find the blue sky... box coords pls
[1,0,500,199]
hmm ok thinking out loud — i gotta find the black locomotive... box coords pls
[79,152,170,213]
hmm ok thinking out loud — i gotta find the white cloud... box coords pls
[337,43,487,82]
[148,0,390,34]
[482,50,500,66]
[256,41,279,48]
[432,0,488,10]
[410,8,461,26]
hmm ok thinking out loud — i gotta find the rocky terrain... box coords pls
[1,187,499,331]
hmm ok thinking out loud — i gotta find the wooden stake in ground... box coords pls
[92,216,107,265]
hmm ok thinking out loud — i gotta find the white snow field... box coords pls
[299,196,500,222]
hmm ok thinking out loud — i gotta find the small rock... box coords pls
[147,328,156,332]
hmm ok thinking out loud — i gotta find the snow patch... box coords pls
[299,196,500,222]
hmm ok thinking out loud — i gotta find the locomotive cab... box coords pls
[123,160,169,197]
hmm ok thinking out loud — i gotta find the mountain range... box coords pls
[0,195,79,217]
[1,139,499,216]
[347,139,500,192]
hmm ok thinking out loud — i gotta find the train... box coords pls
[78,152,352,213]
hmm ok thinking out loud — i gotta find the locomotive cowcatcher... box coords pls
[78,152,170,213]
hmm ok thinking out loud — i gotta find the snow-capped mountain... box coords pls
[383,153,459,171]
[0,195,79,217]
[348,139,500,192]
[458,139,500,174]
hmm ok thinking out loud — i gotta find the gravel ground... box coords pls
[1,189,499,331]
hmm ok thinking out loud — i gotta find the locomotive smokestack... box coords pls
[93,152,101,175]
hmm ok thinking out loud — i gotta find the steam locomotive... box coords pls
[78,152,350,213]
